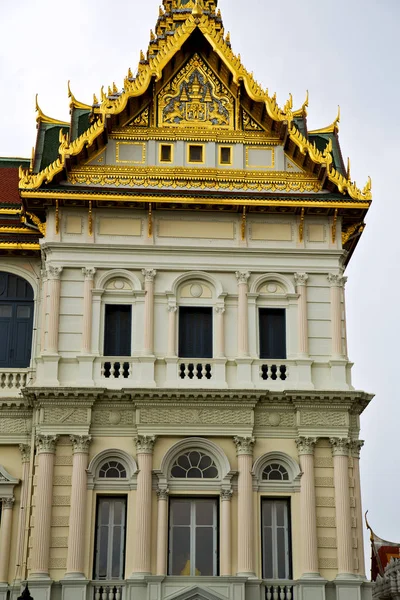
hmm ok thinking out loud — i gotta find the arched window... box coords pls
[171,451,218,479]
[262,463,289,481]
[0,272,34,368]
[99,461,127,479]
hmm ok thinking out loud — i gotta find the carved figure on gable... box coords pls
[158,55,234,128]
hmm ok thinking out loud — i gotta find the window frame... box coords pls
[103,303,133,358]
[159,143,174,163]
[93,495,128,581]
[258,307,287,360]
[261,497,292,580]
[178,306,213,359]
[187,144,205,164]
[218,145,233,166]
[168,496,219,577]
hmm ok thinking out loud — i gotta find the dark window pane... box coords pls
[195,527,214,575]
[112,526,122,578]
[98,525,109,579]
[196,500,214,526]
[198,455,212,470]
[277,527,287,578]
[16,306,31,318]
[114,501,124,525]
[177,454,191,470]
[161,145,172,162]
[259,308,286,359]
[100,501,110,524]
[220,147,231,164]
[188,451,201,466]
[187,468,202,478]
[262,501,272,526]
[203,466,218,479]
[189,145,203,162]
[263,527,273,578]
[95,497,126,581]
[104,305,132,356]
[179,307,213,358]
[171,465,187,478]
[0,305,12,318]
[276,502,286,526]
[171,501,191,525]
[171,527,191,575]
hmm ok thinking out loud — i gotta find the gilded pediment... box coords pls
[158,54,234,129]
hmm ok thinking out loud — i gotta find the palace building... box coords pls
[0,1,373,600]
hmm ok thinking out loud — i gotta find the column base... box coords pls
[236,571,257,578]
[297,576,327,600]
[26,579,53,600]
[61,577,90,600]
[129,571,152,579]
[0,584,9,600]
[333,576,364,600]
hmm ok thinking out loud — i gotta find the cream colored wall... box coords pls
[0,446,23,584]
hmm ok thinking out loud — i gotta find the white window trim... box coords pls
[252,452,301,493]
[87,449,137,491]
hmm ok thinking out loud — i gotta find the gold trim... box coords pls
[159,143,174,164]
[68,81,91,110]
[218,145,233,166]
[299,208,305,242]
[0,242,41,250]
[293,90,309,118]
[309,106,341,135]
[115,141,146,164]
[245,146,275,170]
[110,127,281,145]
[187,143,205,165]
[0,208,21,215]
[25,212,46,236]
[332,208,338,243]
[0,227,37,235]
[35,94,69,126]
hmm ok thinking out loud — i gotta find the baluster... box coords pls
[122,362,130,378]
[205,363,212,379]
[266,586,272,600]
[179,363,185,379]
[280,365,287,380]
[104,362,111,378]
[273,587,279,600]
[115,587,121,600]
[271,365,278,380]
[7,372,13,388]
[188,363,194,379]
[286,586,292,600]
[101,586,107,600]
[280,586,285,600]
[0,373,5,388]
[95,587,101,600]
[22,372,27,386]
[261,364,269,380]
[15,373,21,388]
[108,586,115,600]
[196,363,203,379]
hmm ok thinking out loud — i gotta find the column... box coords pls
[30,435,59,578]
[46,266,63,354]
[296,437,320,577]
[215,306,225,358]
[15,444,31,581]
[330,438,354,576]
[235,272,250,357]
[142,270,157,355]
[156,488,169,576]
[234,436,255,576]
[351,440,366,578]
[0,498,15,583]
[167,306,177,357]
[65,435,92,578]
[132,435,156,576]
[81,268,96,354]
[40,271,48,353]
[220,489,233,576]
[327,274,346,358]
[294,273,309,356]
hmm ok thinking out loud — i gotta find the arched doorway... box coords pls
[0,272,34,368]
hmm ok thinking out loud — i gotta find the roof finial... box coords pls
[346,157,351,181]
[192,0,204,17]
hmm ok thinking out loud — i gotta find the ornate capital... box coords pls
[327,273,346,288]
[296,437,317,456]
[221,489,233,501]
[330,437,351,457]
[142,269,157,283]
[70,435,92,454]
[168,305,177,313]
[46,265,63,280]
[294,272,309,286]
[1,497,15,509]
[234,435,255,456]
[19,444,31,463]
[36,434,59,454]
[157,487,169,501]
[82,267,96,280]
[215,306,225,315]
[350,440,364,458]
[41,268,48,281]
[235,271,251,285]
[134,435,157,454]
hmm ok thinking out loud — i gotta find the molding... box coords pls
[250,272,296,295]
[87,448,138,490]
[252,451,301,493]
[169,271,224,299]
[0,465,19,498]
[95,269,142,292]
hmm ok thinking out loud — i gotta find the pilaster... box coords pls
[156,487,169,576]
[234,436,255,577]
[220,489,233,576]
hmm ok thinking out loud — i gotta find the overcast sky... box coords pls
[1,0,399,573]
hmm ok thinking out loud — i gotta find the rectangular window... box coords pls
[188,144,204,163]
[219,146,232,165]
[262,499,291,579]
[104,305,132,357]
[169,498,218,576]
[179,307,213,358]
[160,144,173,163]
[94,496,127,580]
[259,308,286,359]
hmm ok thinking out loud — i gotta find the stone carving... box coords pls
[235,271,251,285]
[51,537,69,548]
[1,497,15,509]
[300,411,346,427]
[49,558,67,569]
[36,434,59,454]
[142,269,157,283]
[157,488,169,501]
[255,411,295,428]
[52,496,71,506]
[233,436,255,456]
[319,558,338,569]
[317,517,336,528]
[55,456,73,466]
[315,477,334,487]
[51,516,70,527]
[134,435,156,454]
[316,496,335,507]
[82,267,96,280]
[70,435,92,454]
[0,418,30,434]
[294,272,309,286]
[318,537,337,548]
[46,265,63,279]
[109,411,121,425]
[314,457,334,468]
[330,437,351,457]
[53,476,72,486]
[19,444,31,463]
[92,409,134,426]
[220,489,233,501]
[44,408,88,425]
[350,440,364,458]
[140,407,252,425]
[215,306,225,315]
[296,437,317,455]
[168,305,178,313]
[327,273,347,287]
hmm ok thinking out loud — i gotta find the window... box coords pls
[171,451,218,479]
[262,463,289,481]
[188,144,204,163]
[94,497,127,580]
[160,144,173,163]
[0,272,34,369]
[259,308,286,359]
[99,461,127,479]
[219,146,232,165]
[262,499,291,579]
[179,307,212,358]
[169,498,218,576]
[104,305,132,356]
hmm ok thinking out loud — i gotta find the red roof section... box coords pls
[0,167,22,205]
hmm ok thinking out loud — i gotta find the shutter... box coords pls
[104,305,132,356]
[0,305,12,367]
[14,304,33,367]
[259,308,286,359]
[179,307,213,358]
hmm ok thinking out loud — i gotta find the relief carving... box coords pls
[233,436,255,456]
[140,407,251,425]
[300,411,346,427]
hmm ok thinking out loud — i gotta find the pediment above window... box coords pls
[0,465,19,498]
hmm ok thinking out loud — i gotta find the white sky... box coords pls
[1,0,399,574]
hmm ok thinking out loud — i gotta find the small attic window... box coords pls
[160,144,172,163]
[219,146,232,165]
[188,144,204,163]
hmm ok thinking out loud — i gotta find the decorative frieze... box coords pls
[296,436,317,455]
[36,434,59,454]
[43,407,89,425]
[316,496,335,507]
[70,434,92,454]
[330,437,351,457]
[300,411,347,427]
[234,435,255,456]
[255,411,295,428]
[92,409,135,426]
[134,435,156,454]
[140,407,252,425]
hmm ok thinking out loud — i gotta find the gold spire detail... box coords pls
[293,90,309,118]
[309,105,340,135]
[35,94,69,126]
[68,81,91,110]
[192,0,204,17]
